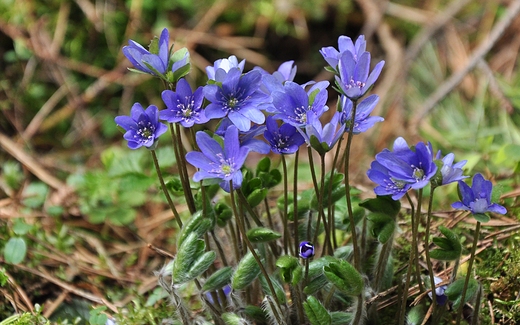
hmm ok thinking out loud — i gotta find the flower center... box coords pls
[227,97,238,109]
[136,121,155,141]
[412,165,425,181]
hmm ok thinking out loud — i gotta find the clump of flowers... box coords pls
[113,29,508,325]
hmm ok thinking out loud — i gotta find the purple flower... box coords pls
[336,50,385,100]
[215,118,269,154]
[159,78,209,127]
[264,116,305,154]
[428,277,448,306]
[272,81,329,128]
[452,173,506,215]
[306,112,346,155]
[206,55,245,82]
[255,61,298,102]
[340,94,383,134]
[320,35,367,72]
[186,126,250,192]
[434,152,468,186]
[203,69,269,132]
[122,28,169,77]
[367,160,412,200]
[299,241,315,259]
[114,103,167,149]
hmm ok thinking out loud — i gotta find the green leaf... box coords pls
[177,211,212,247]
[430,226,462,261]
[445,278,479,310]
[203,266,233,292]
[222,312,248,325]
[366,213,395,244]
[231,250,262,290]
[359,195,401,218]
[276,255,299,283]
[246,188,268,207]
[12,219,33,236]
[473,213,490,223]
[303,296,332,325]
[186,251,216,281]
[247,227,282,243]
[323,259,364,296]
[259,275,287,304]
[256,157,271,174]
[172,232,206,283]
[22,182,48,208]
[4,237,27,264]
[331,311,353,325]
[89,306,108,325]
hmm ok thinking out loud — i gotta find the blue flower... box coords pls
[122,28,169,77]
[271,81,329,128]
[340,94,383,134]
[299,241,315,259]
[452,173,506,215]
[185,126,250,192]
[216,119,270,154]
[336,50,385,100]
[372,137,437,190]
[159,78,209,128]
[367,160,412,200]
[206,55,245,82]
[320,35,367,72]
[264,116,305,154]
[435,152,468,185]
[305,112,345,155]
[428,277,448,306]
[255,61,298,102]
[203,69,269,132]
[114,103,167,149]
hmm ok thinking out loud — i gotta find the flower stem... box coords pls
[229,181,282,310]
[413,190,425,294]
[293,149,300,256]
[173,123,196,214]
[424,186,437,311]
[398,194,416,325]
[281,155,294,255]
[455,221,481,325]
[343,99,361,271]
[150,150,183,228]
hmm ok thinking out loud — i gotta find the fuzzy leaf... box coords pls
[445,278,479,310]
[172,232,206,283]
[231,250,262,290]
[323,259,363,296]
[359,195,401,218]
[276,255,299,283]
[473,213,490,223]
[366,212,395,244]
[259,275,287,304]
[430,226,462,261]
[203,266,233,292]
[247,227,282,243]
[186,251,216,281]
[247,188,268,208]
[303,296,332,325]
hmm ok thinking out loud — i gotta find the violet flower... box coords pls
[160,78,209,128]
[340,94,383,134]
[367,160,412,200]
[336,50,385,100]
[271,81,329,128]
[428,277,448,306]
[299,241,315,259]
[434,152,468,186]
[320,35,367,72]
[374,137,437,190]
[185,126,250,192]
[206,55,245,82]
[264,116,305,154]
[114,103,167,150]
[215,119,270,154]
[452,173,506,215]
[305,112,346,155]
[203,69,269,132]
[122,28,169,77]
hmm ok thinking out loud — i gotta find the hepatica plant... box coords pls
[114,29,508,325]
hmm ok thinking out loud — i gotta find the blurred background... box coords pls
[1,0,520,323]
